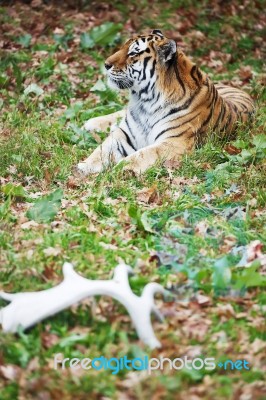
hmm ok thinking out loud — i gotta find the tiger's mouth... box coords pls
[107,74,133,90]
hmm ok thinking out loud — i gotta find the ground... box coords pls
[0,1,265,399]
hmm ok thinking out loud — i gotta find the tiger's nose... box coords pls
[104,63,112,70]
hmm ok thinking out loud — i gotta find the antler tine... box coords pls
[112,263,134,283]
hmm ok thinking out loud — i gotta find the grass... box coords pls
[0,1,266,399]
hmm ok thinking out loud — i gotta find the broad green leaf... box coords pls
[140,211,156,233]
[53,33,73,50]
[234,264,266,289]
[212,256,232,289]
[80,32,94,49]
[0,198,11,219]
[253,134,266,149]
[80,22,122,49]
[59,334,87,348]
[24,83,44,96]
[90,79,107,92]
[17,34,32,48]
[1,183,27,198]
[128,204,145,231]
[11,154,23,163]
[26,189,63,223]
[80,103,122,120]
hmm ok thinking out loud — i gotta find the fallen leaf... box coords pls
[0,365,22,381]
[99,242,118,250]
[43,246,62,257]
[21,220,40,229]
[136,185,159,204]
[194,294,211,306]
[195,221,209,237]
[239,65,253,82]
[216,303,236,318]
[163,159,181,169]
[41,332,60,349]
[26,188,63,223]
[237,240,266,267]
[224,144,242,155]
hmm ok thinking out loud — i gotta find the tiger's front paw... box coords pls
[76,160,103,175]
[83,119,101,132]
[122,157,146,175]
[121,152,157,175]
[83,116,113,132]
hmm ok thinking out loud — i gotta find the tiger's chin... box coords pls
[107,76,133,90]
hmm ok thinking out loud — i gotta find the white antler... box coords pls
[0,263,166,349]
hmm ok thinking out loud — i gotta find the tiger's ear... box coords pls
[151,29,163,37]
[158,40,177,62]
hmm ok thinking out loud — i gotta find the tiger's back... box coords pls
[215,83,254,124]
[193,79,255,141]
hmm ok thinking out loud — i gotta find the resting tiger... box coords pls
[77,29,254,175]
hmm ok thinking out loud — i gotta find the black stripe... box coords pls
[212,86,219,108]
[139,82,150,97]
[125,116,137,144]
[219,102,226,123]
[117,142,128,157]
[142,56,152,80]
[150,59,156,78]
[145,92,161,110]
[190,65,202,87]
[158,88,200,124]
[171,55,186,94]
[167,129,188,139]
[200,109,213,129]
[206,84,215,109]
[223,112,232,131]
[130,67,141,77]
[120,128,136,151]
[212,104,224,131]
[154,112,201,142]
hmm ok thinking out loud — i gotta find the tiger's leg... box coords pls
[122,136,194,174]
[83,110,126,132]
[77,127,135,174]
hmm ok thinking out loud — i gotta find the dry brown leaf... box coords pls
[220,235,237,252]
[216,303,236,318]
[195,294,211,306]
[239,65,253,82]
[41,332,60,349]
[0,364,22,381]
[224,144,242,155]
[136,185,159,204]
[21,220,39,229]
[181,315,212,341]
[43,246,62,257]
[172,176,200,186]
[99,242,118,250]
[250,338,266,354]
[246,240,264,262]
[195,221,209,237]
[163,159,181,170]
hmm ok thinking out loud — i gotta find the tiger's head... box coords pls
[104,29,178,91]
[104,30,203,97]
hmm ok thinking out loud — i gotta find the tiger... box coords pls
[77,29,255,175]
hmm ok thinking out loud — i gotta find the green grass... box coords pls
[0,1,265,399]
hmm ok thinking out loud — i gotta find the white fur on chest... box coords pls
[120,95,174,149]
